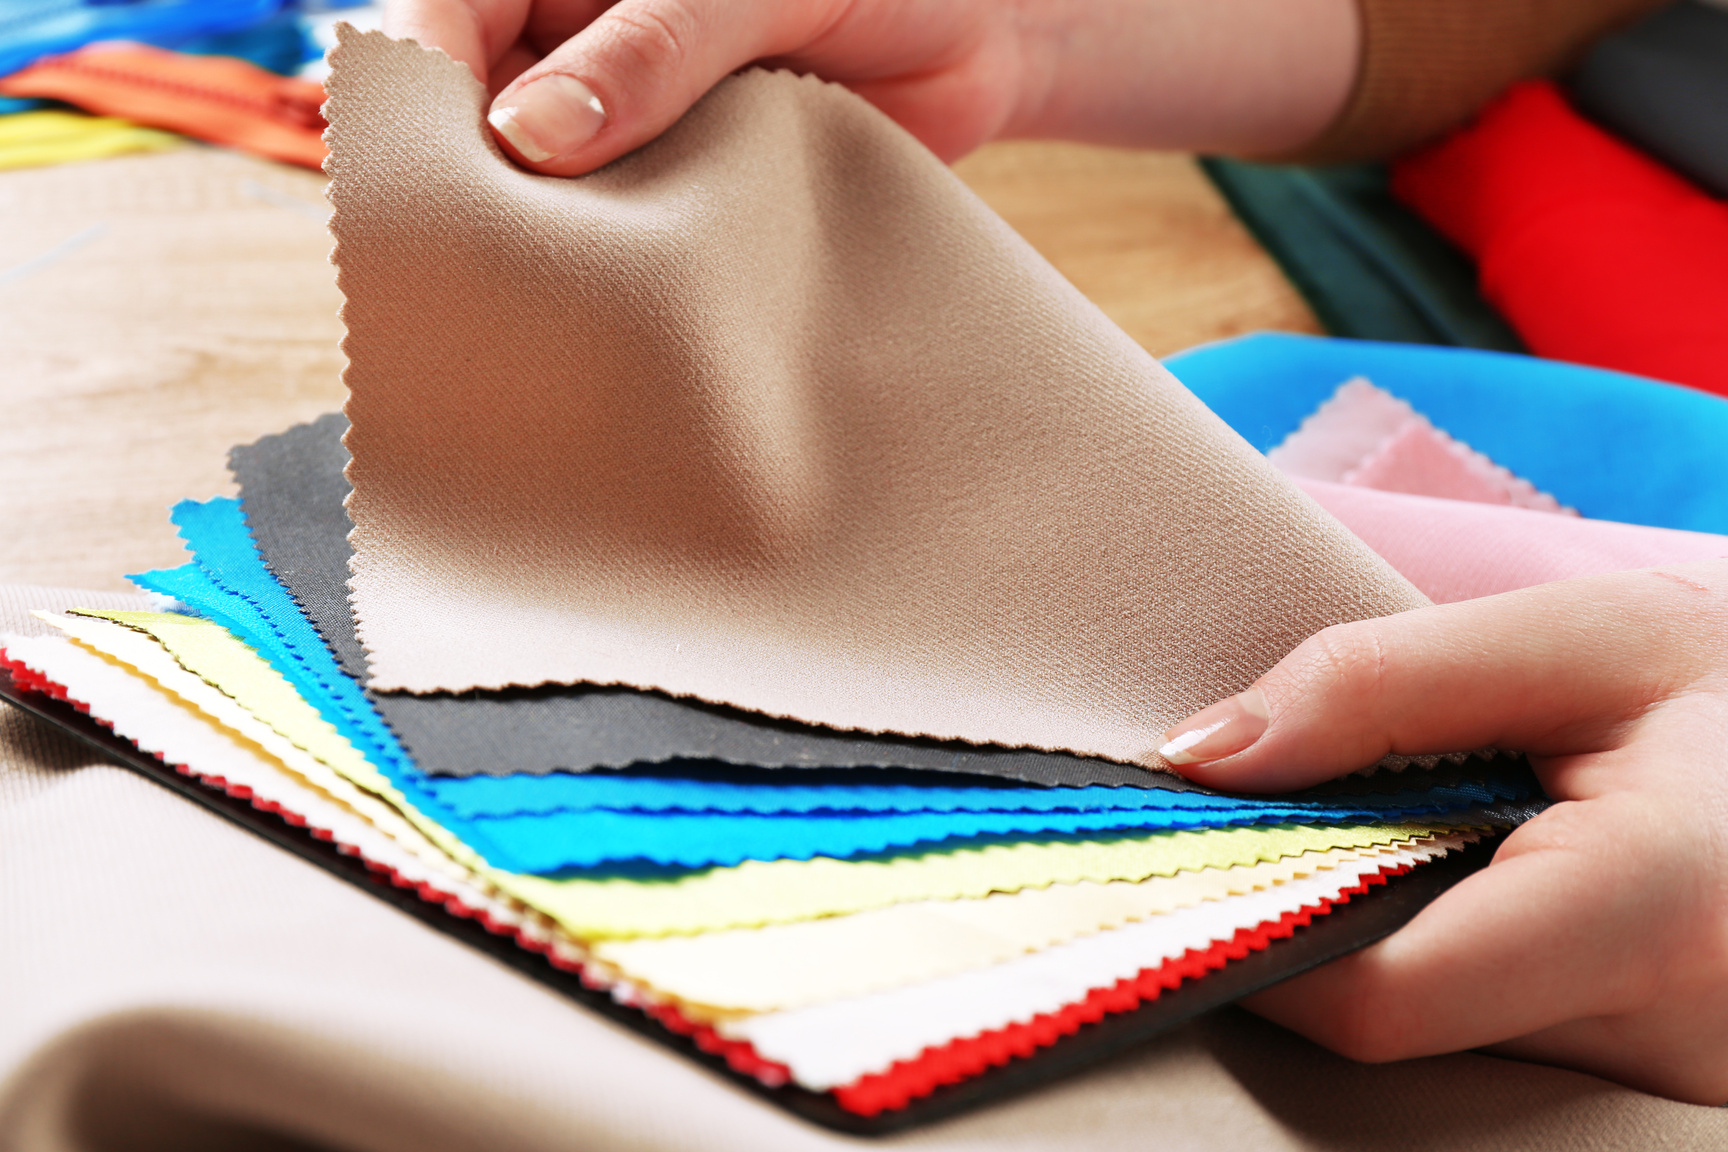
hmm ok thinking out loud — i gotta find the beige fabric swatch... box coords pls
[328,29,1427,768]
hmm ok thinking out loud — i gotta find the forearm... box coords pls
[1002,0,1359,156]
[1005,0,1668,162]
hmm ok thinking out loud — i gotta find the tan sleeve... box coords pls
[1284,0,1668,163]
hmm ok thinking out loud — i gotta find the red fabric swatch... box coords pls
[1392,80,1728,398]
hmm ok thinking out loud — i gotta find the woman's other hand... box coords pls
[1160,562,1728,1104]
[381,0,1358,176]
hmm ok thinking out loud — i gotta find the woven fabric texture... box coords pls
[328,29,1426,769]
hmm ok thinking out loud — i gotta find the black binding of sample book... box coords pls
[0,669,1498,1135]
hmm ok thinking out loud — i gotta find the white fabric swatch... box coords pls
[720,836,1466,1089]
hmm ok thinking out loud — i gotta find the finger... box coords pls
[1162,566,1727,793]
[1243,795,1687,1066]
[483,0,842,175]
[384,0,536,83]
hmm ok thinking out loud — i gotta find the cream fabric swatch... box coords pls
[327,28,1428,767]
[65,609,390,798]
[501,821,1451,940]
[721,840,1461,1090]
[594,837,1457,1016]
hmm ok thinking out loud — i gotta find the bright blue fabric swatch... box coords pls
[424,770,1519,818]
[128,496,1513,873]
[177,11,319,75]
[1165,332,1728,534]
[470,802,1477,872]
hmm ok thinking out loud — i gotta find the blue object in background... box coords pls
[0,0,287,78]
[1165,332,1728,536]
[176,8,318,74]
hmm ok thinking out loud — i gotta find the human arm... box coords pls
[382,0,1665,178]
[383,0,1360,175]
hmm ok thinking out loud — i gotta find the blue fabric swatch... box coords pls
[424,769,1520,818]
[468,802,1478,872]
[1166,332,1728,535]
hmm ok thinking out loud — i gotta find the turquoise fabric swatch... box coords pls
[424,769,1517,818]
[465,803,1477,873]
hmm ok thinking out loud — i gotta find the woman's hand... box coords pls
[1160,562,1728,1104]
[381,0,1358,176]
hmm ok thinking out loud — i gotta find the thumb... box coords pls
[483,0,832,176]
[1157,568,1719,793]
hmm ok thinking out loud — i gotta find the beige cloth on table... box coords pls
[329,29,1425,768]
[4,121,1724,1152]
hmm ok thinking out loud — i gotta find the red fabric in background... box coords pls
[1391,80,1728,398]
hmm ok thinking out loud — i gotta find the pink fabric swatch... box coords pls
[1271,378,1573,514]
[1266,378,1728,603]
[1300,479,1728,605]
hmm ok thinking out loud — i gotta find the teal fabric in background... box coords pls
[1166,333,1728,536]
[1199,159,1523,353]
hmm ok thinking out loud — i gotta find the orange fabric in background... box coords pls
[1392,80,1728,398]
[0,44,326,169]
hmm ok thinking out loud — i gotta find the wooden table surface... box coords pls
[0,139,1316,594]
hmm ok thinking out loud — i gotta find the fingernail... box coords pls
[488,74,606,163]
[1158,687,1270,766]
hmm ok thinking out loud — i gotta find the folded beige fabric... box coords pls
[329,28,1426,768]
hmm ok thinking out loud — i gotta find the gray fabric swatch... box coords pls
[229,414,1519,798]
[229,414,1194,786]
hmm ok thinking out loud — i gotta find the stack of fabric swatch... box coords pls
[1387,1,1728,397]
[0,404,1545,1126]
[13,324,1728,1125]
[20,325,1728,1124]
[1202,1,1728,397]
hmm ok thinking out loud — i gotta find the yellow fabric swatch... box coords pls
[592,836,1458,1015]
[37,612,476,889]
[501,821,1451,940]
[77,610,388,794]
[65,609,484,873]
[0,110,179,172]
